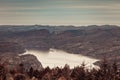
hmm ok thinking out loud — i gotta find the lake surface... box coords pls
[23,48,99,69]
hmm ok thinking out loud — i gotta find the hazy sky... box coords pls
[0,0,120,26]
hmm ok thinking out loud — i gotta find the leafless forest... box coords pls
[0,59,119,80]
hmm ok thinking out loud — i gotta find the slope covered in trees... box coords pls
[0,59,119,80]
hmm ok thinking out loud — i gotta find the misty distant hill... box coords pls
[0,25,118,33]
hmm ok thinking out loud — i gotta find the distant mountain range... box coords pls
[0,25,120,68]
[0,25,118,32]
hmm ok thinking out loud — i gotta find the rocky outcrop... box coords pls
[0,54,43,70]
[0,41,43,70]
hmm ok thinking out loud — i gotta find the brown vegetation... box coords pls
[0,60,119,80]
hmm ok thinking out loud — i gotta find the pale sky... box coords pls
[0,0,120,26]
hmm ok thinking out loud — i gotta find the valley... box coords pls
[0,25,120,68]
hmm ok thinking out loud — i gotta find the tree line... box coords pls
[0,59,120,80]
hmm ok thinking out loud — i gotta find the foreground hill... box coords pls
[0,41,43,70]
[0,54,43,70]
[0,25,120,67]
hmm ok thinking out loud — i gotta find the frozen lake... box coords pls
[22,48,99,69]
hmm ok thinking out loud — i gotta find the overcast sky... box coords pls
[0,0,120,26]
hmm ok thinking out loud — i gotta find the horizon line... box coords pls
[0,24,119,27]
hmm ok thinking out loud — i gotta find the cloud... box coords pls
[0,0,120,25]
